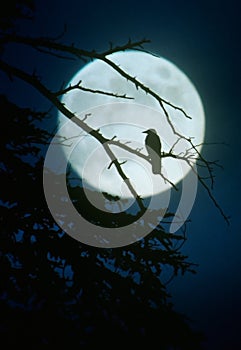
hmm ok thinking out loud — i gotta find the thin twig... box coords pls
[54,80,134,100]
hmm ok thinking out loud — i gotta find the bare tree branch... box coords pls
[101,38,151,56]
[54,80,134,100]
[0,34,191,119]
[0,59,145,212]
[0,35,229,224]
[100,56,192,120]
[184,158,230,224]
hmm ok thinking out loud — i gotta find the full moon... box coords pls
[58,50,205,202]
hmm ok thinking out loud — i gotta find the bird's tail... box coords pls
[152,160,161,174]
[147,146,162,174]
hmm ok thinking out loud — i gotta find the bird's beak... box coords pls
[142,130,148,133]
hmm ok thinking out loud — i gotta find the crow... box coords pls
[142,129,162,174]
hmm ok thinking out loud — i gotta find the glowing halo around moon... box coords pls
[43,50,205,248]
[58,50,205,199]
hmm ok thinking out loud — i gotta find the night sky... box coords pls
[2,0,241,348]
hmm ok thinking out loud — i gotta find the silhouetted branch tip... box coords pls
[119,160,127,166]
[82,113,91,121]
[108,160,114,169]
[54,80,134,99]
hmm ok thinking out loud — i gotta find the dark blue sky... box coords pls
[3,0,241,348]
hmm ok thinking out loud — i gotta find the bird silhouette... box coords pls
[142,129,162,174]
